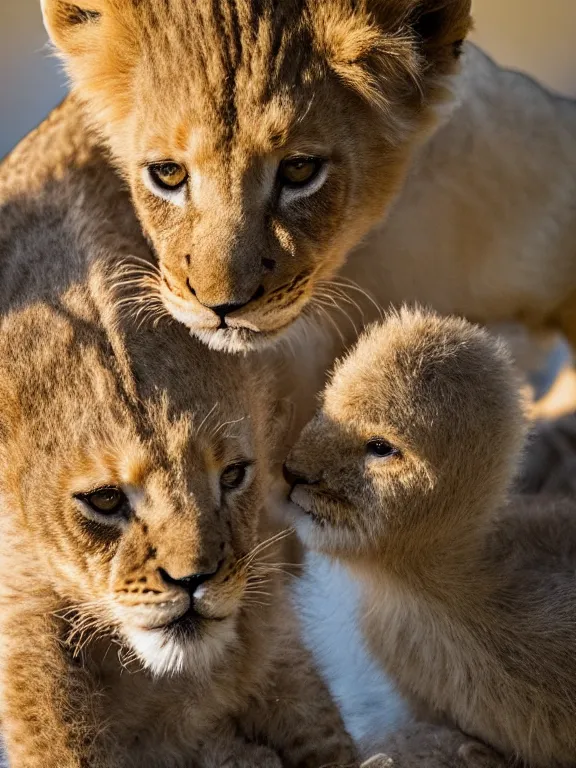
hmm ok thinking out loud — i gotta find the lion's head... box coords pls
[0,272,284,676]
[42,0,471,352]
[284,309,525,561]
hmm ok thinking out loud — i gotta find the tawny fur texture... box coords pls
[292,554,510,768]
[0,93,342,451]
[0,119,358,768]
[285,308,576,767]
[37,0,576,359]
[0,78,500,768]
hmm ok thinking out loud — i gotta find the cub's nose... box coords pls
[158,566,218,597]
[208,301,248,321]
[282,463,319,487]
[191,285,265,321]
[116,566,222,631]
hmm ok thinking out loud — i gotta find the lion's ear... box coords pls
[317,0,471,118]
[41,0,107,56]
[371,0,472,70]
[41,0,137,128]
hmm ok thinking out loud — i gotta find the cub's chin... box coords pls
[124,614,238,678]
[190,313,312,354]
[287,489,359,558]
[194,326,282,354]
[164,293,312,353]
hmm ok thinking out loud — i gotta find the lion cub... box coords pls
[38,0,576,363]
[284,308,576,767]
[0,144,357,767]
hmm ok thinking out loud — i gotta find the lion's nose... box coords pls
[194,284,265,324]
[117,566,221,631]
[158,566,218,597]
[209,301,247,320]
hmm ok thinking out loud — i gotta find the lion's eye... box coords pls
[366,439,401,459]
[220,462,251,491]
[76,487,128,515]
[278,156,323,187]
[148,162,188,191]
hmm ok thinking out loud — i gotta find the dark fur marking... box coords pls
[210,0,239,135]
[63,4,101,25]
[412,6,446,45]
[269,282,292,297]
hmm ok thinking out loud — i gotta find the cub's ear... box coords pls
[41,0,106,55]
[318,0,471,118]
[40,0,137,127]
[370,0,473,69]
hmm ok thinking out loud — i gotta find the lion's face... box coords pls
[282,383,430,560]
[51,417,262,678]
[0,302,277,677]
[283,310,524,563]
[132,77,383,354]
[42,0,471,352]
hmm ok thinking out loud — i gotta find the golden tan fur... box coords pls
[0,93,342,449]
[37,0,576,363]
[284,308,576,766]
[0,112,358,767]
[39,0,471,353]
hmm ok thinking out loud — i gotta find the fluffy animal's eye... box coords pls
[148,162,188,191]
[76,487,128,516]
[366,439,400,459]
[278,156,323,187]
[220,462,251,491]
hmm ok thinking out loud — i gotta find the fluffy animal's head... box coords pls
[284,309,525,562]
[0,280,283,677]
[42,0,472,352]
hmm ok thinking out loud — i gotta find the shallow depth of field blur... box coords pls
[1,0,576,160]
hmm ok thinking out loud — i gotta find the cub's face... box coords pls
[283,311,523,562]
[0,306,277,678]
[54,408,262,678]
[283,388,430,559]
[42,0,471,352]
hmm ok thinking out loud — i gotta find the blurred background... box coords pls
[1,0,576,159]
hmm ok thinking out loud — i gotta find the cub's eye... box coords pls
[76,487,128,516]
[366,439,401,459]
[148,162,188,191]
[220,462,251,491]
[278,156,323,187]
